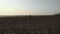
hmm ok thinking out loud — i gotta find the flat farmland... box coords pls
[0,15,60,34]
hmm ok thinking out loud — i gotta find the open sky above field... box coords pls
[0,0,60,15]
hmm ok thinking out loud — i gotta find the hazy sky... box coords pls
[0,0,60,15]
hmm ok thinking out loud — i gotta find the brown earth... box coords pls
[0,14,60,34]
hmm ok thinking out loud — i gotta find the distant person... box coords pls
[29,15,31,19]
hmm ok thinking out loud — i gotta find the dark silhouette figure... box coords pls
[29,15,31,19]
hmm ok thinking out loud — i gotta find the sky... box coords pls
[0,0,60,15]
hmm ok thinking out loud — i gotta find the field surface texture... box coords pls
[0,14,60,34]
